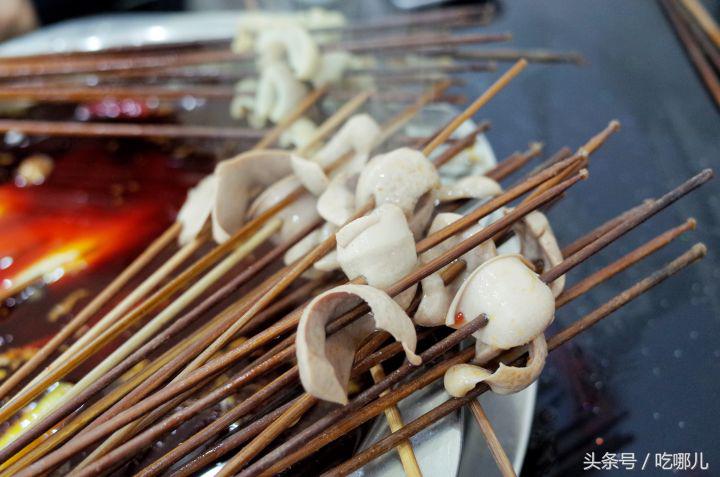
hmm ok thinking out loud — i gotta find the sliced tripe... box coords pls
[291,155,328,195]
[414,213,497,327]
[444,334,547,396]
[438,175,502,202]
[311,51,353,88]
[212,149,292,243]
[177,175,217,245]
[280,117,318,150]
[297,284,421,404]
[313,114,380,170]
[317,172,357,227]
[255,26,320,80]
[336,204,417,291]
[356,147,439,219]
[445,254,555,349]
[514,210,566,297]
[253,62,308,127]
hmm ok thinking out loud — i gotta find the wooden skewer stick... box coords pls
[0,81,330,427]
[468,400,516,477]
[487,142,544,181]
[14,166,583,477]
[680,0,720,49]
[674,1,720,72]
[660,0,720,107]
[255,211,703,477]
[0,119,268,140]
[320,243,707,477]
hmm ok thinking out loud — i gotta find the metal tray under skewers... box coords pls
[0,13,535,476]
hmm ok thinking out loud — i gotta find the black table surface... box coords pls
[452,1,719,475]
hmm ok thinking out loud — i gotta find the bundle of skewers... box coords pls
[0,4,713,477]
[661,0,720,108]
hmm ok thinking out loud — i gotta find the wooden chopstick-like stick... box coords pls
[321,244,707,477]
[680,0,720,49]
[660,0,720,107]
[468,400,516,477]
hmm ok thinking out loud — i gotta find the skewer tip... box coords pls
[687,217,698,230]
[608,119,621,132]
[530,141,544,152]
[691,242,708,258]
[578,168,590,180]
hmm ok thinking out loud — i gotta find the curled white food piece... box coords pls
[212,149,293,243]
[444,334,548,396]
[438,175,502,203]
[284,222,338,275]
[256,26,320,80]
[297,284,421,404]
[513,210,566,297]
[177,175,217,245]
[313,114,380,170]
[445,254,555,349]
[253,62,308,127]
[414,213,497,327]
[336,204,417,290]
[248,175,320,245]
[317,172,357,227]
[356,147,440,219]
[279,117,318,149]
[291,155,328,195]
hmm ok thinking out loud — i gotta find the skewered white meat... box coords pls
[296,284,421,404]
[444,334,547,396]
[313,113,381,171]
[290,155,328,196]
[252,62,309,127]
[177,175,217,245]
[279,117,318,150]
[212,149,298,243]
[336,204,417,291]
[316,172,358,227]
[438,175,502,203]
[414,213,497,326]
[255,26,320,81]
[311,51,354,88]
[513,210,566,297]
[247,175,320,245]
[445,254,555,349]
[356,148,440,226]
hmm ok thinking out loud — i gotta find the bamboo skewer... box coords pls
[674,1,720,72]
[661,0,720,107]
[468,400,516,477]
[0,81,333,427]
[680,0,720,49]
[320,244,707,477]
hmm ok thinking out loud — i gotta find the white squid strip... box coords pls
[514,210,566,297]
[312,51,353,88]
[438,175,502,202]
[297,284,421,404]
[317,172,357,227]
[212,149,292,243]
[444,334,548,396]
[336,204,417,290]
[356,147,440,219]
[177,175,217,245]
[291,155,328,195]
[445,254,555,350]
[280,117,318,150]
[256,26,320,80]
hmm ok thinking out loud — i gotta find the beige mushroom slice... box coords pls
[177,175,217,246]
[297,284,421,404]
[247,175,321,245]
[445,254,555,350]
[290,155,328,196]
[316,172,358,227]
[253,62,309,127]
[444,334,547,396]
[336,204,417,291]
[279,117,318,150]
[356,147,440,219]
[438,175,503,203]
[256,26,320,80]
[514,210,566,297]
[414,213,497,327]
[313,114,380,170]
[211,149,293,243]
